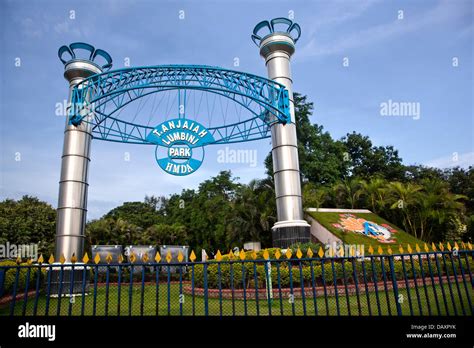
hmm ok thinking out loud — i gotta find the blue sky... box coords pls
[0,0,472,219]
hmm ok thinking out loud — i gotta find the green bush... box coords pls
[188,253,473,290]
[0,261,46,296]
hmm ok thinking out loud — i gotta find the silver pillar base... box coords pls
[272,220,311,248]
[47,263,90,296]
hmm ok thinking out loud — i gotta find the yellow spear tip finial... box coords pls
[307,247,313,258]
[263,249,270,260]
[38,254,44,264]
[82,252,89,264]
[339,247,345,257]
[274,249,281,260]
[215,250,222,261]
[154,251,161,263]
[317,246,324,258]
[106,253,113,264]
[189,250,196,262]
[48,254,55,264]
[94,253,101,264]
[296,247,303,259]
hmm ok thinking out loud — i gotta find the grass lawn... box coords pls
[308,211,423,252]
[1,281,470,316]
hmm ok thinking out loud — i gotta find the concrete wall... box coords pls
[306,215,342,245]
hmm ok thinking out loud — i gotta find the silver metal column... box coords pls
[253,19,310,248]
[56,44,108,262]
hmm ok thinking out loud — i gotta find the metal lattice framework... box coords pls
[69,65,291,145]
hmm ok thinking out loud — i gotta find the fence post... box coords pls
[0,266,5,298]
[388,255,402,316]
[264,260,273,316]
[203,262,209,316]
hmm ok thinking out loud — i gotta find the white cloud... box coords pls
[54,20,82,36]
[19,17,43,38]
[297,0,470,60]
[305,0,381,37]
[424,152,474,169]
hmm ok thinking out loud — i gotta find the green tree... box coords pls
[229,179,275,247]
[104,200,163,229]
[86,218,142,248]
[265,93,348,185]
[331,178,363,209]
[0,196,56,256]
[387,182,423,238]
[358,177,387,213]
[142,223,187,245]
[342,132,405,180]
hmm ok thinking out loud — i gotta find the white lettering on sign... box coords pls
[152,119,208,146]
[165,162,194,175]
[169,147,191,158]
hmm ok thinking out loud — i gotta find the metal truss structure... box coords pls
[68,65,291,145]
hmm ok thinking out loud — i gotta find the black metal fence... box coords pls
[0,247,472,316]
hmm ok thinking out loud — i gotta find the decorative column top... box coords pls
[58,42,113,70]
[251,18,301,58]
[58,42,113,84]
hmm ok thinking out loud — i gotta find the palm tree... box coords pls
[359,177,387,213]
[417,178,466,240]
[332,178,363,209]
[302,182,328,209]
[228,179,276,246]
[387,182,422,238]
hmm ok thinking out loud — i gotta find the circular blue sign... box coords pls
[146,118,214,176]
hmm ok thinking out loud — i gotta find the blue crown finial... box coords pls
[251,18,301,47]
[58,42,113,71]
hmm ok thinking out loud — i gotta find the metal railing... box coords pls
[0,244,472,316]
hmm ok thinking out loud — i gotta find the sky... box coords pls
[0,0,473,219]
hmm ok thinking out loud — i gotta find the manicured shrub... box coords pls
[0,261,46,296]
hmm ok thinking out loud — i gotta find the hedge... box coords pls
[190,255,472,289]
[0,261,47,296]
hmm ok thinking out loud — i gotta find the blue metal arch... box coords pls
[69,65,291,145]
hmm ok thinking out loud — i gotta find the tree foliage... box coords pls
[0,196,56,255]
